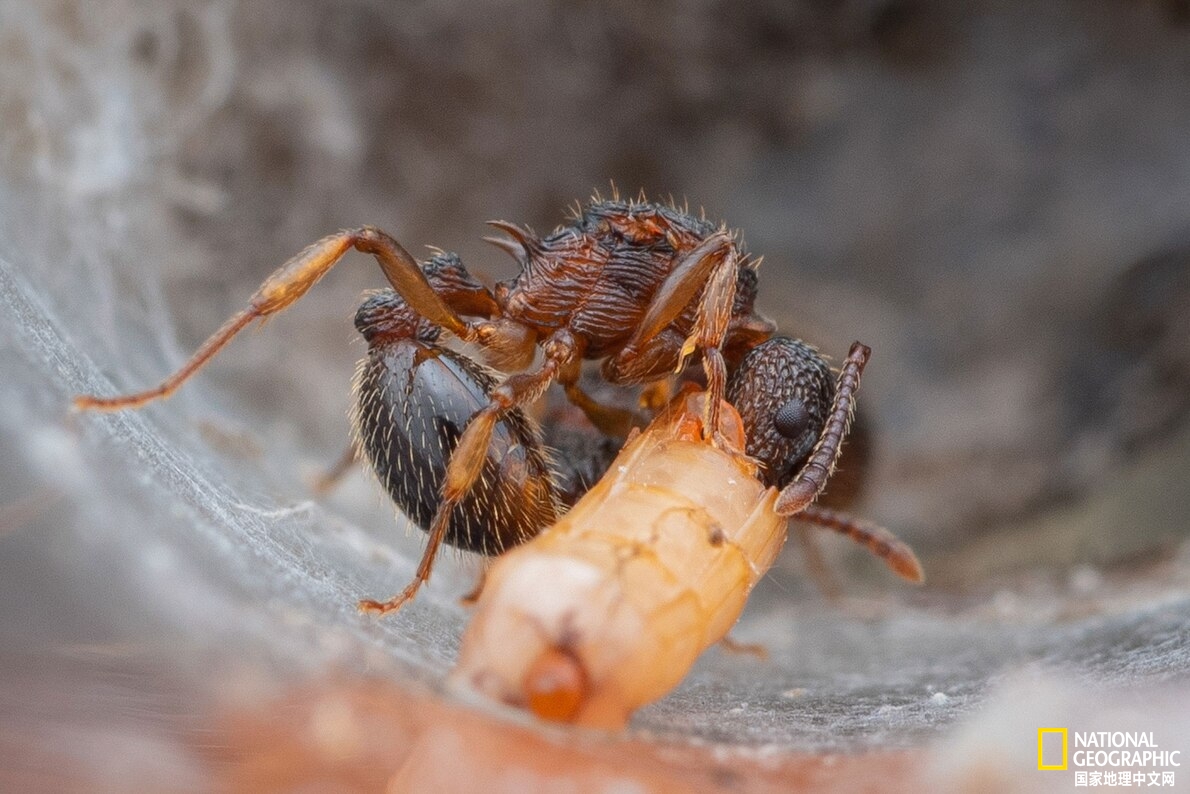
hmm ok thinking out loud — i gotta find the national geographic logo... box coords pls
[1038,728,1181,787]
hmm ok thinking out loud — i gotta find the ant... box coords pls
[75,194,918,615]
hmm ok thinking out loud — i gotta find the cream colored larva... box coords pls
[449,390,788,729]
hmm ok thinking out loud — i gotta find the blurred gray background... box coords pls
[1,1,1188,791]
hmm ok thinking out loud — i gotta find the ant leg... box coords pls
[74,227,490,412]
[74,309,257,411]
[774,342,870,516]
[627,232,735,353]
[794,525,844,600]
[358,331,580,616]
[611,232,737,434]
[798,506,924,583]
[309,441,359,495]
[638,379,674,412]
[460,563,491,606]
[683,254,738,438]
[561,378,647,438]
[718,635,769,660]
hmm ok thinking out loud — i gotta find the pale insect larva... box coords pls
[449,389,783,728]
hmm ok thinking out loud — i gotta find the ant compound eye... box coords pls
[773,399,811,440]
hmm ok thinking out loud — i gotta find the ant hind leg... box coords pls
[74,227,474,412]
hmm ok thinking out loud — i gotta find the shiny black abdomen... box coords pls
[354,339,558,555]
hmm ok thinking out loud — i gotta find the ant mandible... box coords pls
[75,194,882,614]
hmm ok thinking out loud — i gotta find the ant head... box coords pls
[727,337,834,488]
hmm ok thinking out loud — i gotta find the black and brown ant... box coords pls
[75,195,920,615]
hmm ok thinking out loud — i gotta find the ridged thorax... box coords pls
[488,198,759,366]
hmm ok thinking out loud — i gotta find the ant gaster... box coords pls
[75,195,897,613]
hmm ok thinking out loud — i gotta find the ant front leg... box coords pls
[682,241,740,439]
[608,231,739,439]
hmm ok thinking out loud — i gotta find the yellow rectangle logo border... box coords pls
[1038,728,1068,770]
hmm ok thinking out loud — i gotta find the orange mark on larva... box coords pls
[523,647,588,723]
[674,412,703,441]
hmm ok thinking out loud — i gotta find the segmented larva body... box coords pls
[449,389,785,729]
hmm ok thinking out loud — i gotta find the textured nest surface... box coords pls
[1,2,1188,791]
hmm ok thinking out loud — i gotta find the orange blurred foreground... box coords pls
[208,676,925,793]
